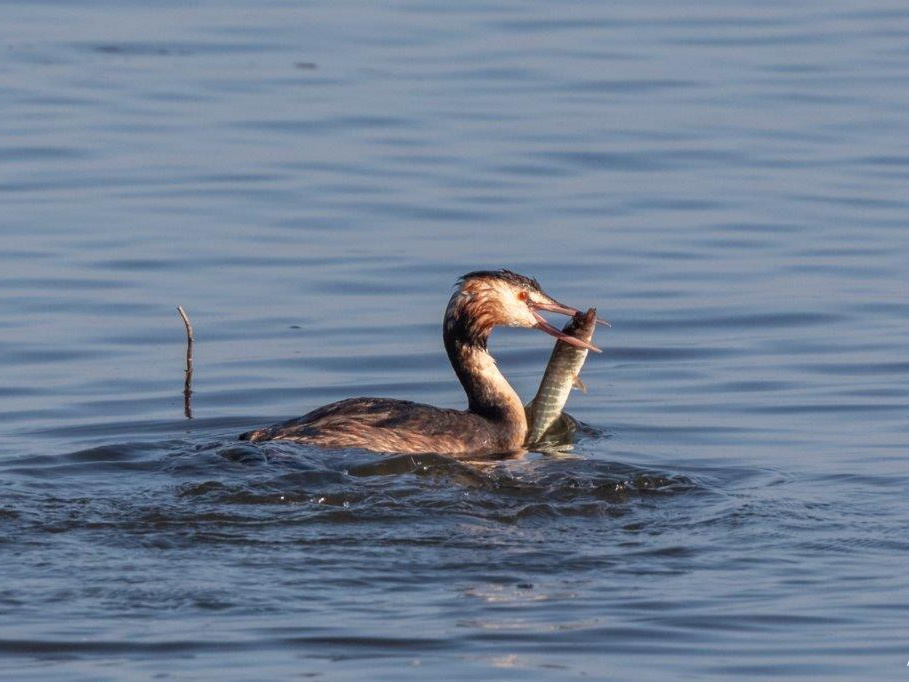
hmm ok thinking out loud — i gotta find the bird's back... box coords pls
[240,397,518,455]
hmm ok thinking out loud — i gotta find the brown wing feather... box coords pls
[240,398,503,455]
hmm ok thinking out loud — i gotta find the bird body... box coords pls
[240,270,600,456]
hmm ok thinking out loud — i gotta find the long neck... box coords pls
[443,297,527,443]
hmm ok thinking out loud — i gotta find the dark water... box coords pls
[2,0,908,678]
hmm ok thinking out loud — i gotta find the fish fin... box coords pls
[572,377,588,394]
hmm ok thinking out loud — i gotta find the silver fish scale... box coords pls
[525,309,597,445]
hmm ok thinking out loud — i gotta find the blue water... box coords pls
[2,1,908,678]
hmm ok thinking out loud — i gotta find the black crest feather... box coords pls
[457,269,542,292]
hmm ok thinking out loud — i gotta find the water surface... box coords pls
[1,0,908,678]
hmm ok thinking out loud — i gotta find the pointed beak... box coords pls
[530,301,602,353]
[532,300,580,318]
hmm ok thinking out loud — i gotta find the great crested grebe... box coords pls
[239,270,601,456]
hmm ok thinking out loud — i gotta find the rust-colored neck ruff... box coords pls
[443,286,527,447]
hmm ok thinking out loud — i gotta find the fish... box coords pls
[525,307,598,445]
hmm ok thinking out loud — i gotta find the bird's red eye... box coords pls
[517,291,528,302]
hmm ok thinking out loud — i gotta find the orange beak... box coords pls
[530,301,603,352]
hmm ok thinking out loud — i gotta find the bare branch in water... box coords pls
[177,305,194,419]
